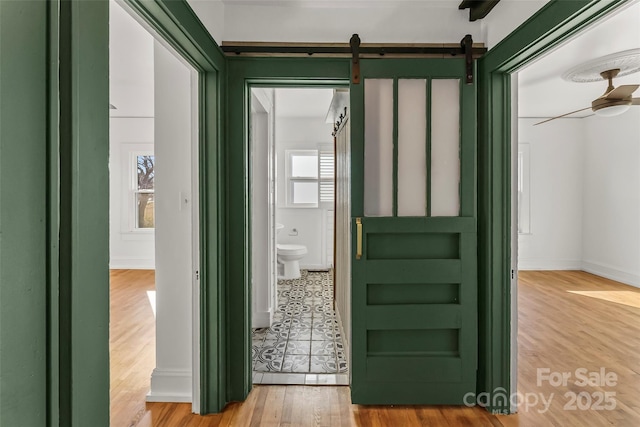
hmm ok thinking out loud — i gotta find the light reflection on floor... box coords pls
[146,290,156,317]
[567,290,640,309]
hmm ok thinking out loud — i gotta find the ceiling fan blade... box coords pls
[632,98,640,105]
[604,84,640,99]
[533,106,593,126]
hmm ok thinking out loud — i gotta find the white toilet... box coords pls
[276,223,307,280]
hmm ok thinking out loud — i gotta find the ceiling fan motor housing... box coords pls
[592,96,632,112]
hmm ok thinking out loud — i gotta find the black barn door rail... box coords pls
[221,39,486,58]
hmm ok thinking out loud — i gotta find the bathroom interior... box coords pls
[250,86,351,385]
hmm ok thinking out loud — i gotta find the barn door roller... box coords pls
[461,34,474,84]
[350,34,361,84]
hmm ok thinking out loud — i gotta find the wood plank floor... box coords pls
[111,270,640,426]
[110,269,156,427]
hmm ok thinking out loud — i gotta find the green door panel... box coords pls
[350,58,477,405]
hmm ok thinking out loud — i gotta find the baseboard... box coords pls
[334,307,350,381]
[252,310,270,329]
[109,257,155,270]
[517,259,582,271]
[147,369,192,403]
[581,260,640,288]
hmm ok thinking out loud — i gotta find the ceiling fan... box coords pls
[534,68,640,125]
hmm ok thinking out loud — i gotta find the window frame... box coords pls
[129,150,155,232]
[285,149,320,208]
[284,146,336,209]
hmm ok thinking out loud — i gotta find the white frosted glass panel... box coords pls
[292,181,318,205]
[398,79,427,217]
[431,79,460,216]
[291,154,318,178]
[364,79,394,217]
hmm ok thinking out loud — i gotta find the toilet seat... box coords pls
[277,244,307,256]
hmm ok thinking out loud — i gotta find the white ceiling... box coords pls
[221,0,458,8]
[518,1,640,119]
[193,0,485,44]
[275,88,335,118]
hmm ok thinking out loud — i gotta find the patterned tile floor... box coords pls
[252,270,348,375]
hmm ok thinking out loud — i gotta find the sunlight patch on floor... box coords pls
[146,290,156,317]
[567,290,640,309]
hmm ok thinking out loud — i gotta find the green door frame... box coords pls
[476,0,628,414]
[122,0,228,414]
[225,57,351,401]
[1,0,226,424]
[1,2,59,426]
[1,1,113,424]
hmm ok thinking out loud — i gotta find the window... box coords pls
[134,154,155,229]
[286,148,334,207]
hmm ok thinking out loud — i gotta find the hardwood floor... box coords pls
[111,269,640,426]
[514,270,640,427]
[110,269,156,427]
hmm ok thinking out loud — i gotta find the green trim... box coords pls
[57,1,111,424]
[125,0,227,413]
[0,2,50,425]
[351,66,365,218]
[476,0,629,414]
[48,1,61,425]
[459,75,476,219]
[426,78,432,216]
[481,0,626,72]
[392,78,399,217]
[225,57,350,401]
[124,0,225,71]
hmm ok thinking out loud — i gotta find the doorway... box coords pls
[249,86,351,385]
[511,1,640,418]
[108,0,201,422]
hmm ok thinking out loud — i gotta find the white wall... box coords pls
[186,0,225,43]
[480,0,549,49]
[222,3,482,44]
[251,90,274,328]
[517,118,585,270]
[186,0,556,48]
[582,109,640,286]
[109,0,155,269]
[518,111,640,288]
[148,41,195,403]
[334,117,351,369]
[276,117,334,270]
[109,118,155,269]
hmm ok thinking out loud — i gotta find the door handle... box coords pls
[356,217,362,260]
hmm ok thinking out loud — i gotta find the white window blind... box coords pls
[319,150,335,203]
